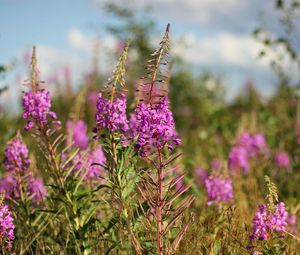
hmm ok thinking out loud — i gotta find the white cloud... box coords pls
[172,32,279,99]
[137,0,272,33]
[67,29,92,51]
[173,32,268,70]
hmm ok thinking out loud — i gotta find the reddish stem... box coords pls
[156,146,163,255]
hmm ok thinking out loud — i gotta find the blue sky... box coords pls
[0,0,293,111]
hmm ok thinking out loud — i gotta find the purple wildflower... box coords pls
[236,132,253,152]
[228,146,250,173]
[22,89,58,131]
[0,204,15,250]
[0,175,19,199]
[73,145,106,182]
[0,174,47,203]
[67,120,89,149]
[4,136,30,173]
[252,134,268,155]
[275,151,290,169]
[250,202,288,242]
[228,132,269,174]
[250,204,269,241]
[131,97,181,156]
[27,177,47,202]
[205,177,233,206]
[286,213,298,235]
[236,132,268,157]
[94,93,129,135]
[269,202,288,232]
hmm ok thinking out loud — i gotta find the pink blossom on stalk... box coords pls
[27,177,47,202]
[0,204,15,250]
[131,97,181,157]
[1,136,47,203]
[66,120,89,149]
[286,213,298,235]
[205,177,233,206]
[228,132,269,174]
[94,93,129,136]
[274,151,290,169]
[236,132,253,153]
[72,145,106,182]
[0,174,47,203]
[4,136,30,173]
[249,202,288,242]
[0,175,19,199]
[22,89,58,131]
[236,132,268,157]
[228,146,250,173]
[252,134,268,155]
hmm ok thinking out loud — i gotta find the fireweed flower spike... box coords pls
[286,213,298,235]
[66,119,89,149]
[248,177,288,251]
[4,134,30,173]
[27,177,47,202]
[22,46,59,131]
[228,132,269,173]
[134,24,194,255]
[205,176,233,206]
[72,145,106,182]
[1,133,47,202]
[249,202,288,242]
[94,93,129,135]
[132,97,181,157]
[0,203,15,250]
[93,40,130,139]
[274,151,291,169]
[228,146,250,173]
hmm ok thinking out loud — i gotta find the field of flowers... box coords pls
[0,24,300,255]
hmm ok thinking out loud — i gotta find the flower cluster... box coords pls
[67,120,89,149]
[236,132,268,156]
[1,136,47,202]
[228,132,269,173]
[0,204,15,250]
[0,175,47,202]
[249,202,288,242]
[22,89,58,131]
[228,147,249,173]
[27,177,47,202]
[205,177,233,206]
[286,213,298,235]
[94,93,129,135]
[274,151,290,169]
[4,136,30,172]
[131,97,181,156]
[72,145,106,182]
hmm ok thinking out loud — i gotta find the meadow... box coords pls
[0,23,300,255]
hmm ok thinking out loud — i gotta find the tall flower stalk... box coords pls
[21,47,101,254]
[134,24,194,254]
[93,40,143,254]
